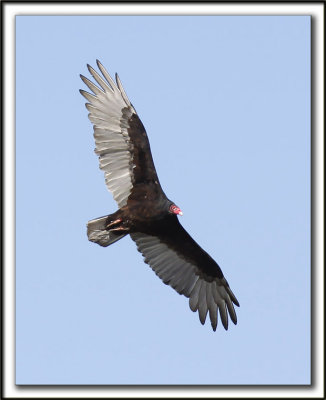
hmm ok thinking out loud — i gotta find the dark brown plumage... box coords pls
[80,61,239,331]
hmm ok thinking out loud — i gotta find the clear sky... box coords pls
[16,15,310,385]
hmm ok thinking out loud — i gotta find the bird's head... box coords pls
[169,203,183,216]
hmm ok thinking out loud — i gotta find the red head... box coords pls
[169,204,183,216]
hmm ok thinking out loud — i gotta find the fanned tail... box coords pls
[87,215,127,247]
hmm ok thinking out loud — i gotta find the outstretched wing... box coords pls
[80,61,161,207]
[130,218,239,331]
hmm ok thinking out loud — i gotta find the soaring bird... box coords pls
[80,61,239,331]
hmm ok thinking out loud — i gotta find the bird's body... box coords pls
[80,61,239,331]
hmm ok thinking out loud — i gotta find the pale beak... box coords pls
[178,211,183,216]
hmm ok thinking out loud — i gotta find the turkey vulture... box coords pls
[80,61,239,331]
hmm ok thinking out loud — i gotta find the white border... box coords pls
[4,3,324,399]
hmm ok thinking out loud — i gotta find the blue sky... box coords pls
[16,15,310,385]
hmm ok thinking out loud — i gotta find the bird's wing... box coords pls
[130,218,239,331]
[80,61,161,207]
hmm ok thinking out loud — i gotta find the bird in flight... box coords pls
[80,61,239,331]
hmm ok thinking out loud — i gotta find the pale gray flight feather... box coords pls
[131,232,238,330]
[80,61,136,207]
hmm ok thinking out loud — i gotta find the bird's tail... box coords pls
[87,214,127,247]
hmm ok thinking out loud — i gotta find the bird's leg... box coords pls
[106,218,122,229]
[110,226,129,233]
[106,218,130,234]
